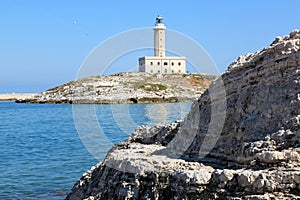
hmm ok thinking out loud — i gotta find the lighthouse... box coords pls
[153,15,166,57]
[139,16,186,74]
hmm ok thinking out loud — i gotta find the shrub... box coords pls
[140,84,167,91]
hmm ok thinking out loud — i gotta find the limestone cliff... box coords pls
[16,73,216,104]
[66,30,300,199]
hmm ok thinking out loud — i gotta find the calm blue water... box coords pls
[0,101,191,199]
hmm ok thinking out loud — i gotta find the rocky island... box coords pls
[16,73,217,104]
[66,30,300,199]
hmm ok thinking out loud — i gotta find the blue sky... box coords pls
[0,1,299,93]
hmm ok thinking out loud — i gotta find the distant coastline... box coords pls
[0,93,37,101]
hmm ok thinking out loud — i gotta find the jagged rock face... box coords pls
[184,29,300,168]
[66,30,300,199]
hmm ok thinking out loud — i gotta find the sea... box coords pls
[0,101,192,200]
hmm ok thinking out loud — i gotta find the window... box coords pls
[158,70,160,73]
[172,70,174,73]
[150,62,153,65]
[178,62,181,66]
[164,69,167,73]
[164,62,168,66]
[150,70,153,73]
[178,70,181,73]
[157,62,160,65]
[171,62,174,66]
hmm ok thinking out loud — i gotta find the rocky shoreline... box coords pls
[16,73,217,104]
[66,30,300,199]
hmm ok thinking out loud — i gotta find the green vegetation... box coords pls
[139,84,167,91]
[191,73,218,80]
[87,85,94,91]
[96,85,113,88]
[182,73,188,78]
[191,74,204,80]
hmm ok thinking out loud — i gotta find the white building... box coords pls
[139,16,186,74]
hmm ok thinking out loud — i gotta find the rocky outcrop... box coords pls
[66,30,300,199]
[16,73,216,104]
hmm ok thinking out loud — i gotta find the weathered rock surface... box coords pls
[16,73,216,104]
[66,30,300,199]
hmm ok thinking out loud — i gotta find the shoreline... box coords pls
[15,96,195,104]
[0,93,37,101]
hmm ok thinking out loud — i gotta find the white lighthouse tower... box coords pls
[153,16,166,57]
[139,16,186,74]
